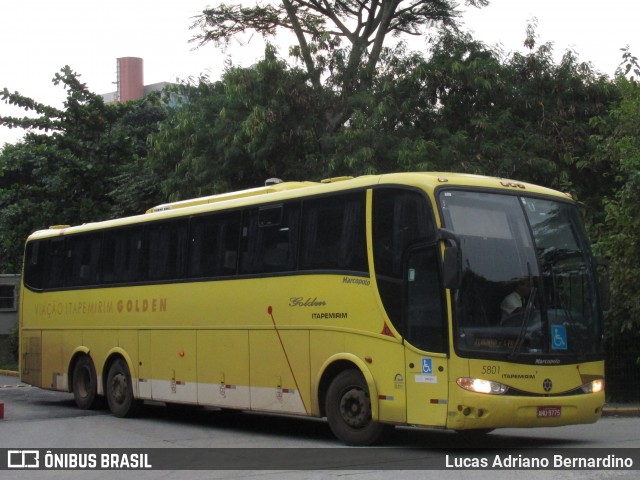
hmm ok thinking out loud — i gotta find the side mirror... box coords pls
[595,256,610,312]
[439,229,461,289]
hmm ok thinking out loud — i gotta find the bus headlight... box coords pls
[581,379,604,394]
[457,377,509,395]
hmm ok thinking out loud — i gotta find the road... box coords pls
[1,374,639,479]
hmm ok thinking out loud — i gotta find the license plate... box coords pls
[537,406,561,418]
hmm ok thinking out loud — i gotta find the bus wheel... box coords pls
[72,355,97,410]
[106,359,140,418]
[325,369,391,446]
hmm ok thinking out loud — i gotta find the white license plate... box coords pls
[537,406,562,418]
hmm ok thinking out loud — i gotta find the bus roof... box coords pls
[145,180,321,213]
[26,172,572,240]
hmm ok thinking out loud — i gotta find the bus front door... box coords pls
[403,246,449,427]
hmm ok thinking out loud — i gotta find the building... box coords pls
[102,57,173,104]
[0,274,20,365]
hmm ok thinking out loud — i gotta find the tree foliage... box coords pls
[593,76,640,332]
[586,52,640,397]
[318,26,618,193]
[0,67,167,271]
[192,1,488,136]
[148,46,324,200]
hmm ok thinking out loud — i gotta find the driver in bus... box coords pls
[501,279,532,320]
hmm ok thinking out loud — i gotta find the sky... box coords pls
[1,0,638,147]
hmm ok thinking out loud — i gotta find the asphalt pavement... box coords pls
[1,371,638,419]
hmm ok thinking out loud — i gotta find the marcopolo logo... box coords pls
[7,450,40,469]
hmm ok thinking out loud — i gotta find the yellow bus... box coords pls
[19,173,605,445]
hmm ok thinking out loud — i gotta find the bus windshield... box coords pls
[439,190,603,363]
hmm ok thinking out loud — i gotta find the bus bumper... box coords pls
[446,389,605,430]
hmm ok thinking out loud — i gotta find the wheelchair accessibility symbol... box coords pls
[421,358,433,374]
[551,325,568,350]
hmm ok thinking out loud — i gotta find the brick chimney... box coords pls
[117,57,144,102]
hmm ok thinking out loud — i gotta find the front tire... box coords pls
[106,358,140,418]
[325,369,391,446]
[72,355,98,410]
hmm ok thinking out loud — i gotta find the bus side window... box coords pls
[188,212,241,278]
[102,227,144,284]
[240,203,300,274]
[373,188,435,330]
[63,234,102,287]
[145,220,188,281]
[300,192,368,273]
[24,240,45,290]
[43,238,65,289]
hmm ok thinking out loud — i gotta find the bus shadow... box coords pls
[141,402,337,443]
[32,393,592,449]
[133,401,588,448]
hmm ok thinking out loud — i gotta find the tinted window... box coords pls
[145,220,188,281]
[300,192,368,272]
[102,227,144,284]
[44,238,65,289]
[188,212,241,278]
[24,241,45,290]
[406,247,447,353]
[64,234,102,287]
[23,191,374,290]
[373,189,434,277]
[240,203,300,274]
[373,188,435,327]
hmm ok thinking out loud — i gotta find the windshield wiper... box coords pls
[541,247,581,262]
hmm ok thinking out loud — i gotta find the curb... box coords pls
[0,369,18,377]
[602,406,640,417]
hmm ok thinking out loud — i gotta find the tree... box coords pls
[154,24,620,198]
[192,0,488,137]
[322,25,618,191]
[593,76,640,334]
[148,47,324,200]
[0,67,167,271]
[590,72,640,399]
[403,26,618,204]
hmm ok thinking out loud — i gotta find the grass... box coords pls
[0,360,18,372]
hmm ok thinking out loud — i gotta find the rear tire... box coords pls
[72,355,98,410]
[106,358,140,418]
[325,369,392,446]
